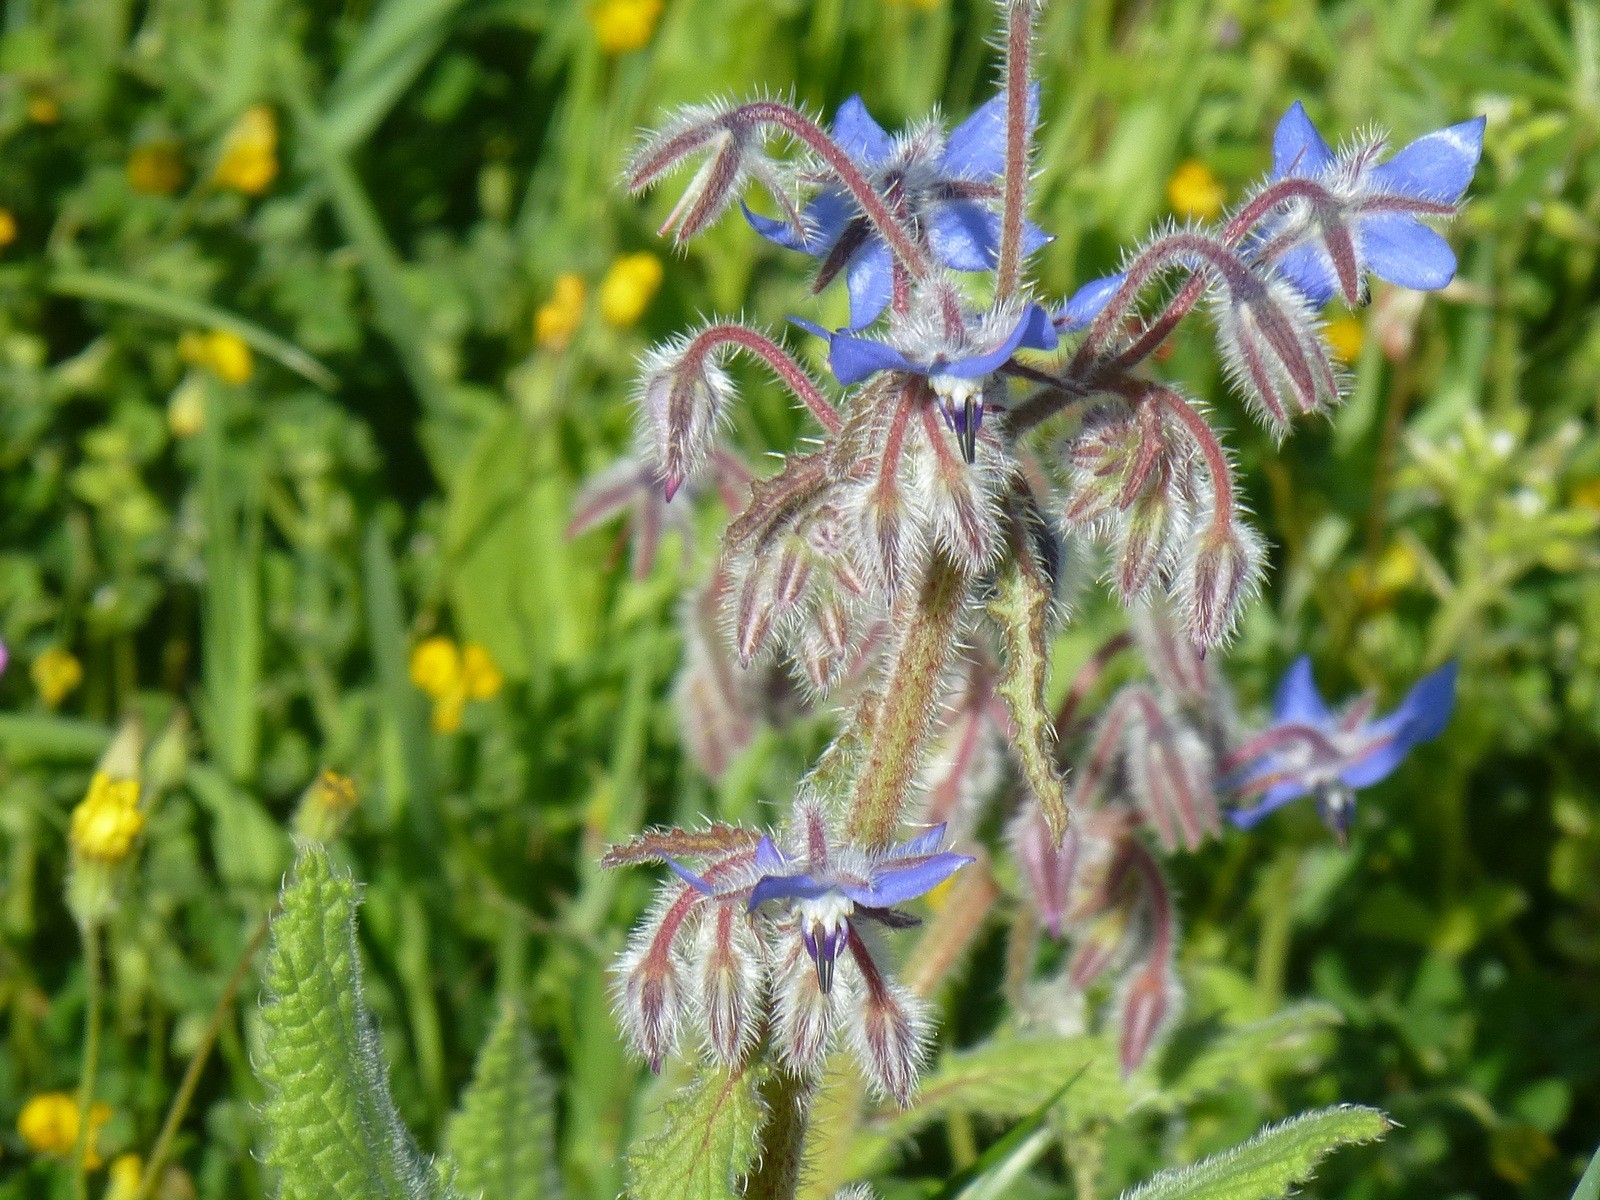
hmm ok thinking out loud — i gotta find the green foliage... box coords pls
[444,1004,561,1200]
[625,1065,767,1200]
[258,847,445,1200]
[1115,1106,1390,1200]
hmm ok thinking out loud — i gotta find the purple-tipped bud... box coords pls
[774,935,840,1076]
[856,477,910,596]
[1125,693,1219,852]
[852,979,928,1107]
[626,102,782,244]
[1012,803,1079,939]
[914,415,1003,576]
[1114,487,1185,602]
[1118,960,1178,1077]
[696,905,763,1065]
[773,538,814,613]
[637,336,737,501]
[734,571,778,666]
[613,894,696,1071]
[1180,519,1264,649]
[1213,277,1341,436]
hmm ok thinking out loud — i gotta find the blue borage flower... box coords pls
[1225,657,1459,841]
[794,298,1058,462]
[665,816,972,994]
[1259,101,1486,305]
[743,91,1052,328]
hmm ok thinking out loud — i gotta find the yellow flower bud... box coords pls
[0,208,17,249]
[293,768,360,844]
[599,252,664,327]
[32,647,83,708]
[203,330,254,385]
[409,636,462,700]
[1324,314,1365,363]
[17,1093,112,1166]
[535,273,587,351]
[71,773,145,864]
[214,106,279,195]
[591,0,663,54]
[461,642,504,701]
[127,141,185,196]
[108,1153,144,1200]
[1166,159,1226,221]
[168,376,207,439]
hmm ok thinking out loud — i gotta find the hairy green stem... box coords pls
[747,1071,817,1200]
[132,912,274,1200]
[845,555,969,851]
[72,922,104,1200]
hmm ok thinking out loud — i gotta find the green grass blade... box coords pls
[46,268,339,391]
[1575,1140,1600,1200]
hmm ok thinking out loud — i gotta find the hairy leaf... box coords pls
[1115,1105,1389,1200]
[627,1064,767,1200]
[258,847,444,1200]
[444,1003,561,1200]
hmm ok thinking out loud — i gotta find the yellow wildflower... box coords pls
[462,642,504,701]
[204,331,254,385]
[17,1093,112,1166]
[26,94,61,125]
[179,330,255,385]
[1166,159,1225,221]
[599,252,663,327]
[32,647,83,708]
[1349,541,1419,610]
[107,1153,144,1200]
[71,773,145,864]
[535,273,587,351]
[1324,314,1365,363]
[168,377,207,439]
[127,141,185,196]
[410,636,462,699]
[214,106,279,195]
[0,208,17,249]
[591,0,663,54]
[884,0,940,8]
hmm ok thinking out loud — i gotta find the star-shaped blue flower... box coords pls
[744,92,1052,328]
[665,822,972,993]
[1265,102,1485,305]
[1226,657,1458,840]
[794,301,1058,461]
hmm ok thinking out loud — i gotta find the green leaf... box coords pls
[1575,1140,1600,1200]
[1115,1106,1390,1200]
[258,847,446,1200]
[626,1065,767,1200]
[443,1003,561,1200]
[1157,1002,1342,1112]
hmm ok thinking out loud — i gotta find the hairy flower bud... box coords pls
[636,335,737,499]
[1011,803,1079,938]
[1124,692,1219,852]
[1179,517,1264,648]
[851,974,929,1107]
[613,893,695,1071]
[773,931,841,1076]
[626,101,794,243]
[1118,959,1179,1077]
[695,905,763,1065]
[1213,276,1341,435]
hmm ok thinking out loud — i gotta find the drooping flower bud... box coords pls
[612,892,695,1071]
[773,931,840,1076]
[625,101,794,244]
[636,335,737,500]
[1123,691,1219,852]
[850,971,929,1108]
[695,904,763,1065]
[1213,275,1341,436]
[1178,517,1264,648]
[1011,802,1079,939]
[1118,958,1179,1077]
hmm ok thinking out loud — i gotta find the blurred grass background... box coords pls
[1,0,1598,1197]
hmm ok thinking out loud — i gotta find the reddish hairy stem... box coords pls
[995,1,1033,299]
[685,324,841,434]
[739,101,931,277]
